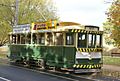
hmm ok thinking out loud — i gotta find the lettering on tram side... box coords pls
[13,24,30,33]
[34,23,47,30]
[32,20,57,30]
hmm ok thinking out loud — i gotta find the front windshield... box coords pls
[88,34,96,48]
[77,33,87,48]
[96,34,102,47]
[77,33,102,48]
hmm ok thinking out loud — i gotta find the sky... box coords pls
[53,0,111,27]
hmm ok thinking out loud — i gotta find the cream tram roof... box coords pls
[32,25,84,33]
[31,21,84,33]
[52,25,84,32]
[11,21,101,34]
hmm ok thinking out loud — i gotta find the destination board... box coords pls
[13,24,30,33]
[32,20,57,30]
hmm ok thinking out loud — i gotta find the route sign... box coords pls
[13,24,30,33]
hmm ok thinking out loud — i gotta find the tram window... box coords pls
[55,33,63,45]
[12,35,16,44]
[21,34,25,44]
[26,34,31,44]
[96,34,102,47]
[88,34,92,46]
[88,34,96,48]
[66,33,74,45]
[33,34,37,44]
[39,33,45,45]
[17,34,20,44]
[78,33,87,48]
[46,33,53,45]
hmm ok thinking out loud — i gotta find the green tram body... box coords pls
[8,22,103,73]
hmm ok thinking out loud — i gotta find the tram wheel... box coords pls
[39,59,46,69]
[55,67,61,71]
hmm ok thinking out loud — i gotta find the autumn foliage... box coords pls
[107,0,120,47]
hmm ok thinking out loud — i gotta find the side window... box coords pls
[55,33,64,45]
[66,33,74,45]
[78,33,87,48]
[26,34,31,44]
[46,33,53,45]
[12,35,16,44]
[16,34,20,44]
[33,33,37,44]
[39,33,45,45]
[21,34,25,44]
[11,34,31,44]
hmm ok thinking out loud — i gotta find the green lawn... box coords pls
[0,54,7,59]
[103,56,120,66]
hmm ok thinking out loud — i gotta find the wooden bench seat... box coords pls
[111,53,120,57]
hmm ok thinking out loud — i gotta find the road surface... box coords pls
[0,64,72,81]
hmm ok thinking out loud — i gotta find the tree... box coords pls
[103,21,114,45]
[105,0,120,47]
[0,0,58,46]
[0,20,12,46]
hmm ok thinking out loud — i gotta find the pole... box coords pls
[15,0,19,27]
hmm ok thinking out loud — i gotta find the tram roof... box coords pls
[53,25,84,31]
[31,25,84,33]
[59,22,80,26]
[10,21,102,34]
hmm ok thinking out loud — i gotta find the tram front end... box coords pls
[71,29,103,73]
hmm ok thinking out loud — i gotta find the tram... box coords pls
[8,20,103,73]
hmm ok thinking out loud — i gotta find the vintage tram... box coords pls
[8,20,103,73]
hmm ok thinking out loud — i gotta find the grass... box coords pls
[103,56,120,66]
[0,54,7,59]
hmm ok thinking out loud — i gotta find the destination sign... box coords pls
[32,20,57,30]
[33,22,47,30]
[13,24,30,33]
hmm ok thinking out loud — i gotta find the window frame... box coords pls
[65,33,74,45]
[77,33,87,48]
[88,34,96,48]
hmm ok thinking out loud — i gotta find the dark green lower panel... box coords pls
[8,44,76,68]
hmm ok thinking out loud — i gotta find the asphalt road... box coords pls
[0,58,120,81]
[0,64,71,81]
